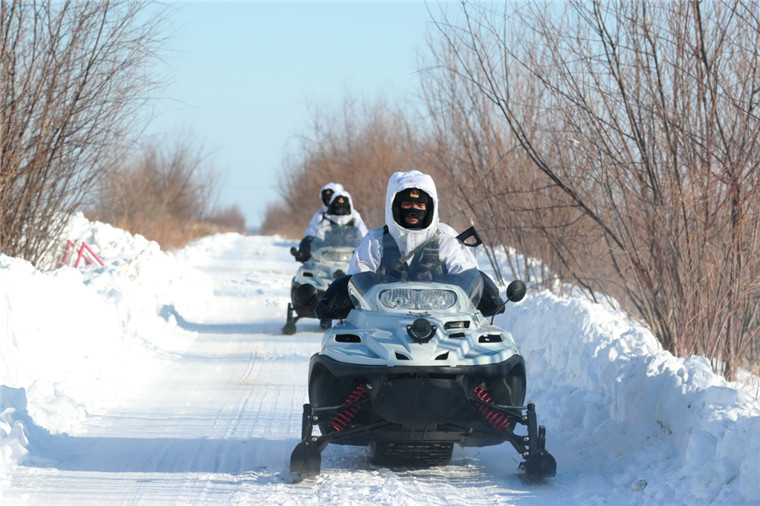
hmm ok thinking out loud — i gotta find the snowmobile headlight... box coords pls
[378,288,457,310]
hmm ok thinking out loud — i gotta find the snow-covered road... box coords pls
[2,216,759,504]
[3,235,313,503]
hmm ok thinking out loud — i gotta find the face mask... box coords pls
[330,204,350,216]
[398,205,428,229]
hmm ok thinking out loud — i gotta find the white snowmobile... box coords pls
[289,267,557,481]
[283,224,363,335]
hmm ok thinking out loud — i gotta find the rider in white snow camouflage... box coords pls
[347,170,477,275]
[295,183,367,262]
[315,170,506,321]
[304,182,344,238]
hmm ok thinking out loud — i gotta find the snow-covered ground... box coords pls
[2,213,759,505]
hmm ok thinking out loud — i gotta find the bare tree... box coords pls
[0,0,165,266]
[261,96,444,238]
[90,135,219,248]
[427,0,760,379]
[207,204,246,234]
[420,26,584,289]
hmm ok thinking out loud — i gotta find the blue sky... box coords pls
[146,1,440,229]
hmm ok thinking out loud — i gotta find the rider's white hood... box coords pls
[320,182,344,211]
[384,170,439,256]
[326,191,355,227]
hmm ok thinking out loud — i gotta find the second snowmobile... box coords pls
[283,224,363,334]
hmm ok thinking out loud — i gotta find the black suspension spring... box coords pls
[329,384,369,431]
[471,385,511,431]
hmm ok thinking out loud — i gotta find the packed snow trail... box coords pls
[3,224,760,505]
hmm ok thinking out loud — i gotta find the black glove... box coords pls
[478,271,505,317]
[294,236,314,262]
[315,275,353,320]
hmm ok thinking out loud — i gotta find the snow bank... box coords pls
[1,213,214,473]
[500,289,760,503]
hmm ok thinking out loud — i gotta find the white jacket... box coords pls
[311,192,368,238]
[304,182,344,237]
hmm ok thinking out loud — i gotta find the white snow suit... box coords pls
[304,182,345,237]
[311,191,368,241]
[347,170,477,276]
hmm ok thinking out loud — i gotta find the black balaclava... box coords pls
[321,188,335,207]
[328,195,351,216]
[392,188,433,229]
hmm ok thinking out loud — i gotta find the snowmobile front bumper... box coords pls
[291,354,556,481]
[307,353,527,437]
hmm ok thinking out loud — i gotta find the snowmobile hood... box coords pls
[384,170,439,257]
[320,182,345,211]
[326,191,355,227]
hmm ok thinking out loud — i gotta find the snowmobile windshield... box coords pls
[348,268,483,312]
[312,224,363,252]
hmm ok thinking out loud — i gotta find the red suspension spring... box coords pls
[471,385,511,431]
[329,384,369,431]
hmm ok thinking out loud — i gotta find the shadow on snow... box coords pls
[159,304,286,336]
[3,385,291,475]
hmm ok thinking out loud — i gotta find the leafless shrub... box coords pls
[260,96,460,237]
[0,0,165,266]
[90,136,220,249]
[420,27,577,287]
[427,0,760,379]
[207,205,246,234]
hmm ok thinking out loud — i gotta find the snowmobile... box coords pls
[282,224,363,335]
[289,268,557,481]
